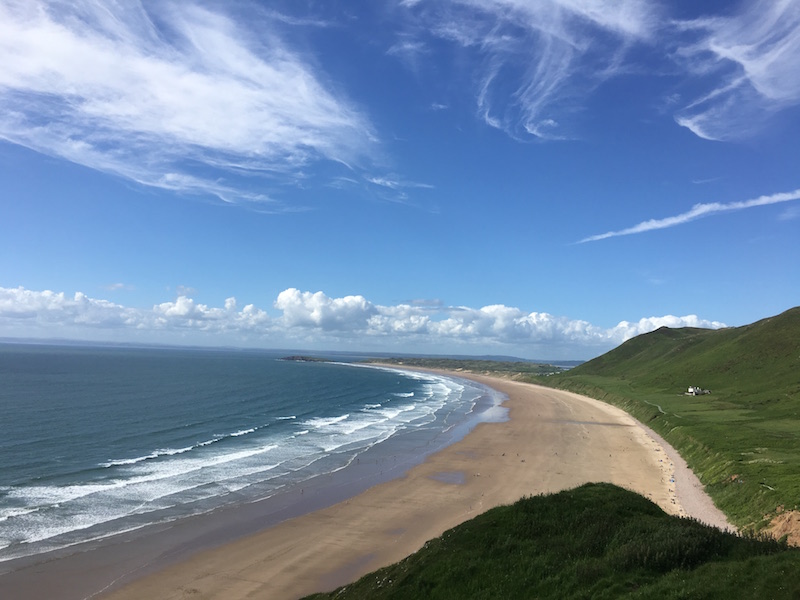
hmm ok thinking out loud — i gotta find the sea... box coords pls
[0,343,506,565]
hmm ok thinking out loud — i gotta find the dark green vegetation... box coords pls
[281,355,330,362]
[543,307,800,532]
[305,484,799,600]
[363,357,564,377]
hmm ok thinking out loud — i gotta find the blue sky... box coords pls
[1,0,798,360]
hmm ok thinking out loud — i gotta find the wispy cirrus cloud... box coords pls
[0,285,726,359]
[397,0,659,139]
[362,174,435,206]
[671,1,800,140]
[579,188,800,243]
[104,283,135,292]
[779,205,800,221]
[395,1,800,142]
[387,36,428,71]
[0,1,375,205]
[367,176,433,191]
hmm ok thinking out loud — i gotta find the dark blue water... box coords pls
[0,343,504,562]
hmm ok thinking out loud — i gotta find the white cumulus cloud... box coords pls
[609,315,726,341]
[0,286,727,359]
[275,288,378,331]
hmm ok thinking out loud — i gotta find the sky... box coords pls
[0,0,798,360]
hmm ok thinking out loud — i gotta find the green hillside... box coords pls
[546,307,800,531]
[305,484,799,600]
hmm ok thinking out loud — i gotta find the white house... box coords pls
[687,386,710,395]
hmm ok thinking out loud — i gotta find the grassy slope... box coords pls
[542,307,800,530]
[305,484,799,600]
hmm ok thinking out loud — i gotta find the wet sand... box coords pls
[95,372,730,600]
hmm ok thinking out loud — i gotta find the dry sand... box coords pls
[102,371,731,600]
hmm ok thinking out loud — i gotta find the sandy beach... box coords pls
[88,371,730,600]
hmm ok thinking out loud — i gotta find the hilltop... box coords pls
[565,307,799,393]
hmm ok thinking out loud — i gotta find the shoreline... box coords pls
[4,369,731,600]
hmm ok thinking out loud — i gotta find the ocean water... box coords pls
[0,343,505,563]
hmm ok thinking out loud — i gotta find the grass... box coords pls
[304,484,800,600]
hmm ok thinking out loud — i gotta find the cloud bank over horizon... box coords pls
[0,285,726,360]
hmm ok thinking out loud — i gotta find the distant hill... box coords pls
[569,307,800,394]
[354,351,582,367]
[548,307,800,535]
[306,483,798,600]
[362,357,565,377]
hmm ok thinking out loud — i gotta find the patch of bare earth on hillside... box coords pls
[767,507,800,546]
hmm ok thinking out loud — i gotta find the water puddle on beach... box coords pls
[429,471,466,485]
